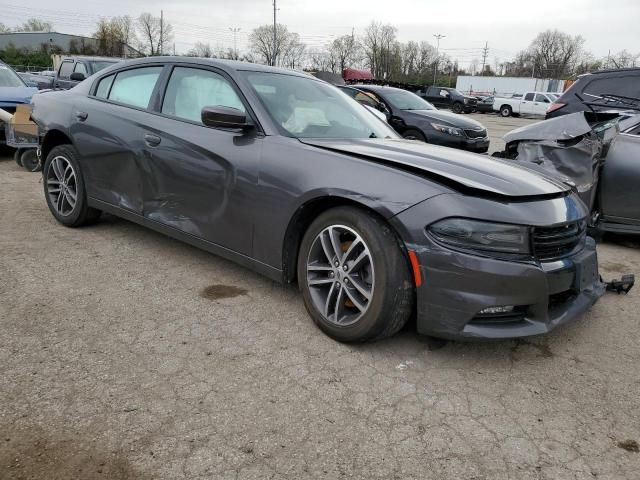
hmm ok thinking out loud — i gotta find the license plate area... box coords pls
[574,252,599,291]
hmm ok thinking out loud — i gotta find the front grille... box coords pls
[464,128,487,139]
[533,221,586,261]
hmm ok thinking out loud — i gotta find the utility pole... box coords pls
[480,41,489,75]
[272,0,277,66]
[229,27,241,60]
[433,34,445,85]
[159,10,164,55]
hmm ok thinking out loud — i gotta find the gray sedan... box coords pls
[31,57,604,342]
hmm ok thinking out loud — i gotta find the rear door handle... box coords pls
[74,111,88,121]
[144,133,161,147]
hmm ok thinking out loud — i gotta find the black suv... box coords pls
[356,85,489,153]
[417,86,478,113]
[546,68,640,119]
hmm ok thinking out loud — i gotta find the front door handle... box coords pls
[74,111,88,121]
[144,134,161,147]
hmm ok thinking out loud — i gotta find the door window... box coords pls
[535,93,550,103]
[354,92,377,107]
[74,63,88,76]
[524,93,535,101]
[162,67,245,124]
[108,67,162,109]
[58,62,74,79]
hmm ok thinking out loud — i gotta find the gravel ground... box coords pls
[1,129,640,479]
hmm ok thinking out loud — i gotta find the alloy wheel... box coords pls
[46,155,77,216]
[306,225,375,326]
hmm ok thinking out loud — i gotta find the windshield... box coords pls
[244,72,398,139]
[0,64,26,87]
[90,61,118,73]
[380,89,435,111]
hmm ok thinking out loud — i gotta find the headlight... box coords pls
[428,218,531,256]
[430,123,463,136]
[463,98,469,104]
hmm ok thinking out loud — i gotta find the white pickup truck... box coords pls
[493,92,560,117]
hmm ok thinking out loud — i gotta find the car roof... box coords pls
[578,67,640,78]
[112,56,312,78]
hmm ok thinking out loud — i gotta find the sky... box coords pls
[1,0,638,67]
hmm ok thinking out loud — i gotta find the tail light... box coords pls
[546,102,566,114]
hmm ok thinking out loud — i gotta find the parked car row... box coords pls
[337,84,490,153]
[18,56,120,90]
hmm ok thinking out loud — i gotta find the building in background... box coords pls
[455,76,565,96]
[0,32,140,58]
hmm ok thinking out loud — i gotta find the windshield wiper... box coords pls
[584,92,640,107]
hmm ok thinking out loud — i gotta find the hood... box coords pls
[0,86,38,106]
[403,109,485,129]
[300,138,571,199]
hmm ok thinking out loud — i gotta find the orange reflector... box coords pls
[408,250,422,287]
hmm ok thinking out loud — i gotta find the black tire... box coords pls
[297,206,414,343]
[401,129,427,142]
[43,144,101,227]
[451,102,463,114]
[13,148,23,167]
[499,105,512,117]
[20,149,41,172]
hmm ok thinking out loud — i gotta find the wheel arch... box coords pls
[41,129,73,161]
[281,195,410,284]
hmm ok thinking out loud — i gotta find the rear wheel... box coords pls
[500,105,512,117]
[43,145,101,227]
[402,129,426,142]
[297,206,414,342]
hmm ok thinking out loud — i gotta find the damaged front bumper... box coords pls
[409,236,604,340]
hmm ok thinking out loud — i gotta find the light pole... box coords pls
[433,34,445,85]
[229,27,241,60]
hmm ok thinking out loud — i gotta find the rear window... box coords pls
[583,74,640,100]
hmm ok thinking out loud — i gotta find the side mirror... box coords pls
[70,72,85,81]
[376,102,387,112]
[201,106,252,130]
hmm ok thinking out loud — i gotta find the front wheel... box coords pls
[402,129,426,142]
[297,207,414,342]
[451,102,464,114]
[43,145,101,227]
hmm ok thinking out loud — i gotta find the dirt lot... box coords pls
[1,122,640,479]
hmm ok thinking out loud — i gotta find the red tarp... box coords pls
[342,68,374,81]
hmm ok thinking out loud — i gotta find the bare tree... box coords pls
[0,22,10,33]
[281,33,306,69]
[527,29,584,78]
[136,13,172,56]
[187,41,213,58]
[248,24,305,67]
[18,18,53,32]
[609,49,640,68]
[329,34,360,74]
[361,22,398,78]
[94,16,137,57]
